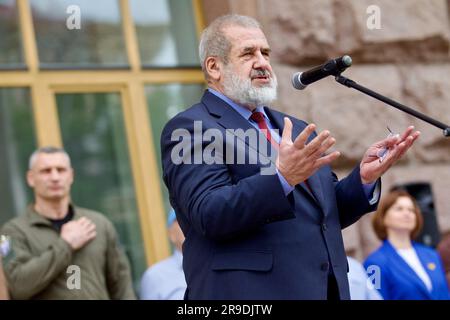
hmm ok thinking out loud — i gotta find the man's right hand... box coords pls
[61,217,96,250]
[276,117,341,187]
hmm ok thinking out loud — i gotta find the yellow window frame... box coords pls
[0,0,206,266]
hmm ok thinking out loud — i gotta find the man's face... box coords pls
[27,152,74,202]
[220,25,278,108]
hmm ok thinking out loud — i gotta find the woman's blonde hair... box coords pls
[372,190,423,240]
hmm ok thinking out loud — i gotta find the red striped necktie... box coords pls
[249,111,279,150]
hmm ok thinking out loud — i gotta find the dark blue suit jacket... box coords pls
[161,91,378,299]
[364,240,450,300]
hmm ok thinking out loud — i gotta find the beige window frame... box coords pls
[0,0,205,265]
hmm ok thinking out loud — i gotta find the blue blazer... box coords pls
[161,91,378,299]
[364,240,450,300]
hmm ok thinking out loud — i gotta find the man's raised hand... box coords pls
[276,117,341,186]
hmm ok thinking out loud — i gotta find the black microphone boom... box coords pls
[290,54,450,136]
[292,55,352,90]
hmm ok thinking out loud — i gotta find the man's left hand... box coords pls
[360,126,420,184]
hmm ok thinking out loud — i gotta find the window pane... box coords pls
[30,0,128,68]
[131,0,200,67]
[0,88,36,226]
[0,0,25,67]
[57,92,144,291]
[145,84,204,215]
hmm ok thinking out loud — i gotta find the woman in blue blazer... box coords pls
[364,190,449,300]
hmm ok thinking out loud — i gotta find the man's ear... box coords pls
[26,170,35,188]
[205,56,222,81]
[68,168,74,186]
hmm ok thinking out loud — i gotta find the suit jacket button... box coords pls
[321,223,328,231]
[321,262,329,272]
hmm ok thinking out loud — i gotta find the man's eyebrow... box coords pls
[241,46,255,54]
[240,46,271,54]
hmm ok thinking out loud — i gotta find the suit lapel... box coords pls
[265,107,326,211]
[202,92,277,167]
[202,91,254,132]
[384,241,432,299]
[414,243,438,298]
[202,91,326,210]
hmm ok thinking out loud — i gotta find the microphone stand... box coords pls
[335,74,450,137]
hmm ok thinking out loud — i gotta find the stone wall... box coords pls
[201,0,450,261]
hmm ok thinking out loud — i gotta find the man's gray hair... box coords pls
[199,14,261,78]
[28,146,71,169]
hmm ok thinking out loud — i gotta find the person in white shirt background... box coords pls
[140,209,186,300]
[347,255,382,300]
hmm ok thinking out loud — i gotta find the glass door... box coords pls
[0,88,36,226]
[55,90,145,292]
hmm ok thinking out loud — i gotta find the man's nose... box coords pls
[50,169,60,179]
[253,51,270,69]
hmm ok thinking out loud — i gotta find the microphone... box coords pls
[291,55,352,90]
